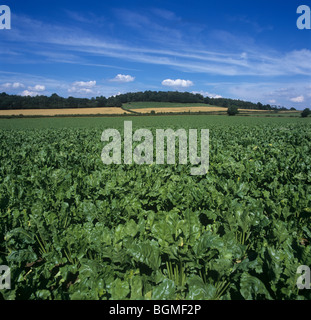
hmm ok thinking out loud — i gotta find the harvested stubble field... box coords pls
[0,105,298,117]
[130,107,281,114]
[0,107,130,116]
[131,106,226,113]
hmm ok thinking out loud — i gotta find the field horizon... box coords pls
[0,101,302,118]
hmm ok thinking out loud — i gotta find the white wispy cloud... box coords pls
[20,84,46,96]
[268,99,276,104]
[64,10,107,27]
[72,81,96,88]
[2,82,25,89]
[1,11,310,107]
[192,90,222,99]
[5,14,311,78]
[150,8,180,21]
[28,84,45,91]
[162,79,194,88]
[21,90,39,97]
[113,8,182,43]
[69,88,93,94]
[216,81,311,108]
[110,74,135,83]
[68,80,97,95]
[290,95,305,103]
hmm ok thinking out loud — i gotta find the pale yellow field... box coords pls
[237,109,272,112]
[130,107,278,114]
[131,106,227,113]
[0,106,294,117]
[0,107,131,116]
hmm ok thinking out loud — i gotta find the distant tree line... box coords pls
[0,91,291,110]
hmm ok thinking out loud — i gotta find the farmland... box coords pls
[0,107,130,117]
[0,115,311,300]
[0,101,301,118]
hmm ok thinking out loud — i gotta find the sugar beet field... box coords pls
[0,115,311,300]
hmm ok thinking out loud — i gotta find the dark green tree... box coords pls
[301,108,311,118]
[227,105,239,116]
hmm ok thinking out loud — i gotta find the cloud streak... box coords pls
[0,8,310,108]
[290,95,304,103]
[4,14,311,78]
[2,82,25,89]
[68,80,97,95]
[110,74,135,83]
[162,79,194,88]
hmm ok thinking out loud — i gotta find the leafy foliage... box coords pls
[0,118,311,300]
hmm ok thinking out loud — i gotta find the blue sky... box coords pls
[0,0,310,109]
